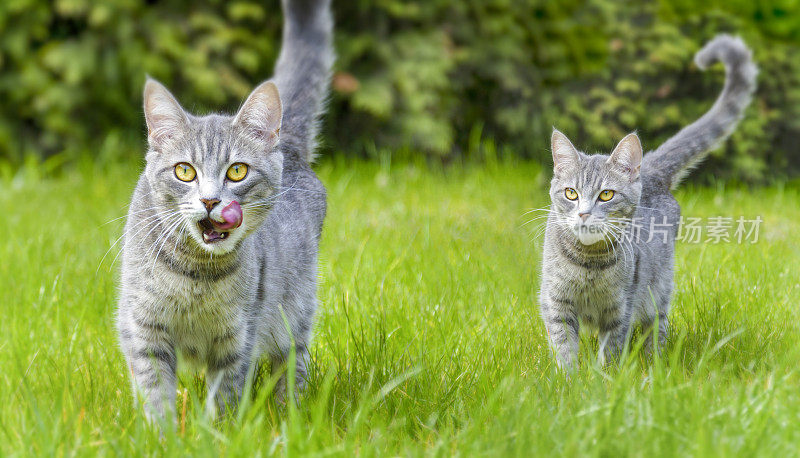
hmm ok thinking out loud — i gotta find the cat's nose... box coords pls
[199,198,221,212]
[579,212,590,222]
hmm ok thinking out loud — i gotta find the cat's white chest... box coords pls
[151,269,250,358]
[548,257,627,324]
[570,267,620,298]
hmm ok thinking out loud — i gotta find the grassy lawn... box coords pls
[1,157,799,456]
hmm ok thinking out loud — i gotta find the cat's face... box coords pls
[548,130,642,246]
[142,79,283,255]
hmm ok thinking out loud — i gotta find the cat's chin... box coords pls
[189,223,239,255]
[573,227,607,246]
[194,237,237,255]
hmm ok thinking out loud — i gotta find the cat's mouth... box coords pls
[196,202,243,245]
[198,218,230,244]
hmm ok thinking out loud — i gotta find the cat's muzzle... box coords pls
[198,218,230,243]
[197,201,243,244]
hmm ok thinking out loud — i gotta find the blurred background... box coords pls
[0,0,798,182]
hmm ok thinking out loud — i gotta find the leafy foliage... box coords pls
[1,0,798,180]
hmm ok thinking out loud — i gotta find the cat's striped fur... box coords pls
[540,35,757,369]
[116,0,333,421]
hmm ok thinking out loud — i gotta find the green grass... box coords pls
[1,157,799,456]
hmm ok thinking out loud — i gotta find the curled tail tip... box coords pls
[694,34,755,71]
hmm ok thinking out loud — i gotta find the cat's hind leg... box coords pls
[270,342,310,405]
[639,284,672,356]
[268,296,315,404]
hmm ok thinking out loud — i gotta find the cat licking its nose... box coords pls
[217,201,243,230]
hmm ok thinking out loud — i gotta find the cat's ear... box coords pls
[551,129,579,173]
[232,81,282,150]
[607,133,642,180]
[143,78,190,150]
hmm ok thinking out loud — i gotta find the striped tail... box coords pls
[273,0,335,163]
[643,34,758,187]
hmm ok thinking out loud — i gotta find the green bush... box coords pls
[1,0,798,181]
[0,0,283,165]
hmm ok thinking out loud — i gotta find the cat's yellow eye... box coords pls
[598,190,615,202]
[174,163,196,182]
[226,163,248,182]
[564,188,578,201]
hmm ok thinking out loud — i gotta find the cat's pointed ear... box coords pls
[143,78,189,150]
[607,133,642,180]
[551,129,579,173]
[232,81,282,150]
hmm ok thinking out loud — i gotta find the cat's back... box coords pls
[631,170,681,282]
[279,148,327,230]
[638,169,680,227]
[254,149,327,266]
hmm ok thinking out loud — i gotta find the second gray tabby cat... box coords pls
[116,0,334,422]
[539,35,757,369]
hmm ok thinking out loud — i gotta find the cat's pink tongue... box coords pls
[214,201,242,230]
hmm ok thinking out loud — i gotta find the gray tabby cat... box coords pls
[539,35,757,370]
[116,0,333,421]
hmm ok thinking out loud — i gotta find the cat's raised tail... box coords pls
[273,0,334,163]
[643,34,757,188]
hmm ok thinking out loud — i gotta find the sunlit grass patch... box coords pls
[0,159,798,455]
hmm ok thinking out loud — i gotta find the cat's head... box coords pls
[548,129,642,246]
[141,78,283,255]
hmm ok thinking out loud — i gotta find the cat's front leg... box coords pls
[541,297,580,370]
[598,312,631,364]
[122,321,178,424]
[206,343,250,418]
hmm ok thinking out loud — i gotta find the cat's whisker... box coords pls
[521,214,558,227]
[280,187,326,195]
[274,177,325,196]
[243,203,277,211]
[150,218,186,276]
[101,205,171,226]
[617,231,634,266]
[610,225,636,265]
[243,179,302,209]
[600,227,620,263]
[143,214,184,261]
[532,224,550,241]
[606,233,626,265]
[243,187,298,208]
[141,222,185,275]
[521,208,558,218]
[101,208,175,235]
[521,206,553,217]
[243,181,329,211]
[172,221,187,255]
[527,219,547,237]
[134,215,182,270]
[97,209,179,273]
[107,215,180,271]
